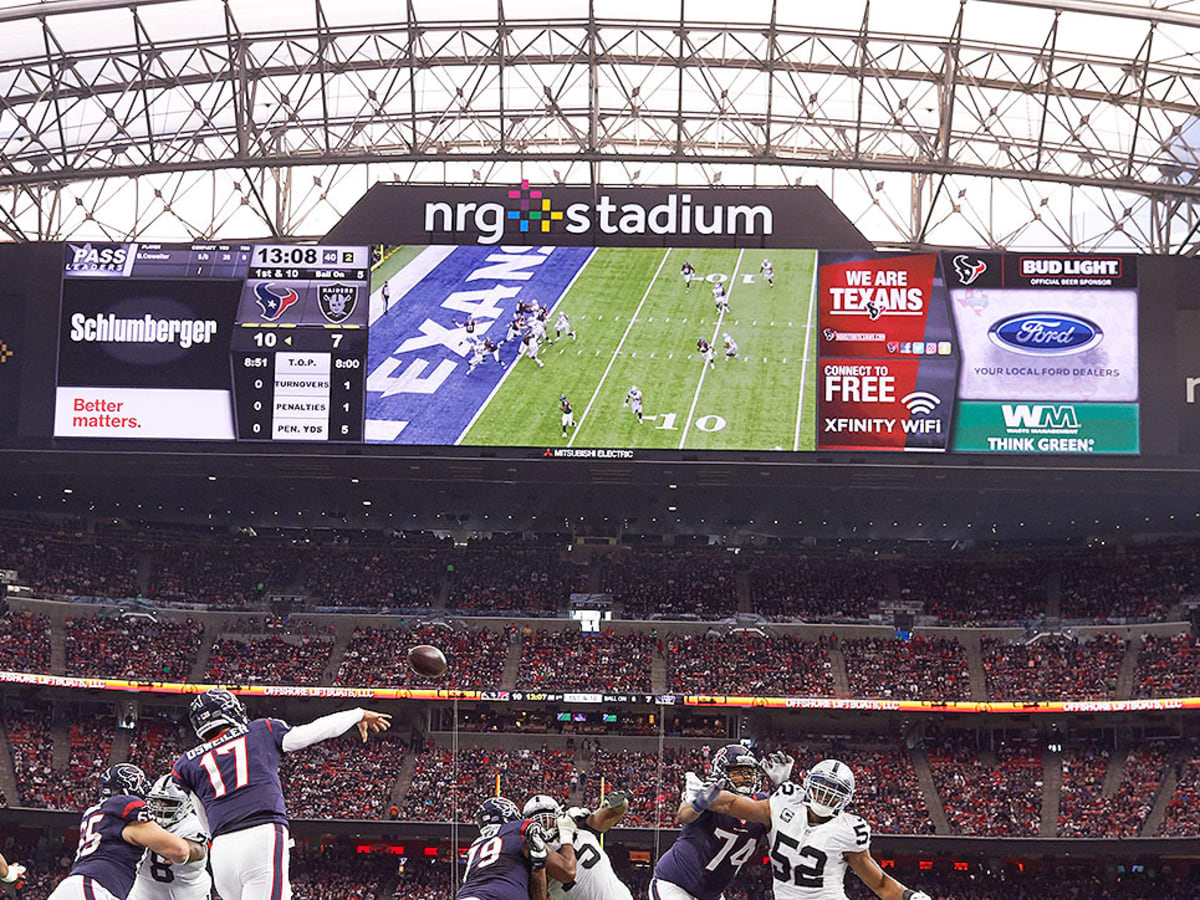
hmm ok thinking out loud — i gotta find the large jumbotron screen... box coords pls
[47,242,1141,456]
[0,183,1189,460]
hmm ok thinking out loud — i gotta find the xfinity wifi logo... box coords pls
[425,182,773,244]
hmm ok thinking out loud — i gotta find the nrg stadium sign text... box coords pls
[425,181,772,245]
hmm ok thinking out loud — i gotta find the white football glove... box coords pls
[902,891,931,900]
[762,751,795,787]
[682,770,705,805]
[690,779,722,813]
[556,813,578,846]
[0,863,26,883]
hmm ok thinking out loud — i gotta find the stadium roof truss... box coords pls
[0,0,1198,251]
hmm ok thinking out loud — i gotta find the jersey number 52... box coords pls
[771,833,827,888]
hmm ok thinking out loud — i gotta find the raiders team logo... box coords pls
[318,283,358,324]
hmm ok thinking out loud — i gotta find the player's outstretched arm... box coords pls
[280,707,392,752]
[692,782,771,825]
[587,790,632,832]
[846,850,930,900]
[122,821,190,865]
[525,824,550,900]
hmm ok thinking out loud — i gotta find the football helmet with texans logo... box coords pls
[709,744,763,795]
[476,796,522,832]
[99,763,150,800]
[189,688,250,740]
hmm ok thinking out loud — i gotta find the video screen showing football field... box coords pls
[365,246,817,451]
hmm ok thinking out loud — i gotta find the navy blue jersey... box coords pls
[69,794,153,899]
[654,800,768,900]
[172,717,291,837]
[456,819,536,900]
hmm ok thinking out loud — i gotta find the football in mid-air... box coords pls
[408,644,448,677]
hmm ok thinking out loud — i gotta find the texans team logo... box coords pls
[953,254,988,286]
[254,282,300,321]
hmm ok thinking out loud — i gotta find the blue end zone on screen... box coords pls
[365,245,592,444]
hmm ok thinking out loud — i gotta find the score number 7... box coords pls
[199,736,250,797]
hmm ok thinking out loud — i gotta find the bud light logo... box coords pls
[987,312,1103,356]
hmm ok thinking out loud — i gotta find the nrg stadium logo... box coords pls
[424,180,774,245]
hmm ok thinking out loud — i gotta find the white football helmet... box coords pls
[802,759,855,818]
[147,774,192,827]
[523,794,563,836]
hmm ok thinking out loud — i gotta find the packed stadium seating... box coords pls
[335,624,509,690]
[281,733,404,820]
[126,718,190,777]
[1134,631,1200,697]
[65,615,204,680]
[748,555,884,621]
[5,705,114,811]
[899,560,1051,624]
[842,635,972,700]
[0,525,141,599]
[150,540,302,606]
[445,548,584,615]
[0,611,50,673]
[305,543,447,609]
[589,745,709,827]
[1059,549,1197,621]
[1158,743,1200,836]
[205,634,333,685]
[403,745,578,822]
[517,627,654,692]
[289,847,399,900]
[928,733,1042,835]
[981,633,1127,700]
[1057,742,1167,837]
[665,632,836,696]
[602,551,737,619]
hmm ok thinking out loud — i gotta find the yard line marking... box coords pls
[454,247,597,445]
[680,247,745,450]
[793,252,818,452]
[569,247,672,447]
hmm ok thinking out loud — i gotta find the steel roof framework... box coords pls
[0,0,1197,251]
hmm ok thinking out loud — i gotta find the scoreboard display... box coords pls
[54,242,369,442]
[22,237,1192,461]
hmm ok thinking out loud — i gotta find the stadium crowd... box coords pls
[517,628,654,692]
[901,560,1051,624]
[335,624,509,690]
[281,733,404,820]
[205,634,333,685]
[929,733,1042,836]
[305,544,447,609]
[150,540,301,606]
[665,632,837,696]
[603,551,737,619]
[64,615,204,681]
[446,549,584,616]
[1057,743,1167,837]
[980,633,1127,701]
[0,611,50,673]
[842,635,972,700]
[748,556,884,621]
[403,745,578,822]
[1134,632,1200,697]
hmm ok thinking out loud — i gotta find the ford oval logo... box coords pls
[986,312,1103,356]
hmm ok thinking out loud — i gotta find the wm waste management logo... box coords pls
[952,401,1139,454]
